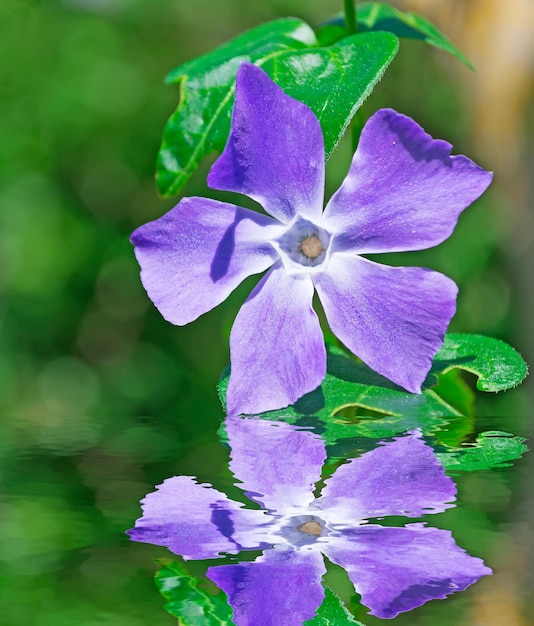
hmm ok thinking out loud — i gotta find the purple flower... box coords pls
[127,418,491,623]
[131,63,492,415]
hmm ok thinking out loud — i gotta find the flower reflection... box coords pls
[128,418,491,623]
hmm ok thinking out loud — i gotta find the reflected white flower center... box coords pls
[297,520,323,536]
[277,218,331,268]
[277,513,330,547]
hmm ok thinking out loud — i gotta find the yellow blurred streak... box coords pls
[399,3,534,625]
[468,527,531,626]
[400,0,534,230]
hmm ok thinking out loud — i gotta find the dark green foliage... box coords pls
[305,585,365,625]
[218,334,527,422]
[433,334,528,392]
[319,1,473,68]
[158,18,317,197]
[155,560,234,625]
[437,431,529,472]
[157,19,397,197]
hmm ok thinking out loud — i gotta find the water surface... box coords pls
[0,413,531,626]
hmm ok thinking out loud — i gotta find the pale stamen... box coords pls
[299,235,324,260]
[297,521,322,536]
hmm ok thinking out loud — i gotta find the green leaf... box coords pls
[358,2,473,68]
[218,345,462,428]
[431,368,476,417]
[157,19,398,197]
[321,2,473,69]
[295,348,461,419]
[315,24,347,48]
[155,560,234,625]
[305,585,365,625]
[158,18,316,197]
[264,32,398,161]
[218,334,527,429]
[155,563,367,626]
[433,334,528,392]
[327,414,474,450]
[437,431,529,472]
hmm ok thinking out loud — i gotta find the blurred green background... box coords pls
[1,0,533,624]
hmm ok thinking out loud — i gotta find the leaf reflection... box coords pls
[128,417,491,624]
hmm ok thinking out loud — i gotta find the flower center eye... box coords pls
[297,521,322,536]
[276,218,331,269]
[299,235,323,260]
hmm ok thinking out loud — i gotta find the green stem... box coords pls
[344,0,358,35]
[345,0,359,152]
[341,1,363,155]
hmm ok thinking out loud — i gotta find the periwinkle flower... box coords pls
[127,418,491,624]
[131,63,492,415]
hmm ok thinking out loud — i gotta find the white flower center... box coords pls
[276,218,331,270]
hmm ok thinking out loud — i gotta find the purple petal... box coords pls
[227,262,326,415]
[131,197,282,325]
[226,417,326,513]
[322,524,492,619]
[323,108,492,253]
[208,63,325,224]
[316,431,456,521]
[315,254,457,393]
[126,476,270,559]
[207,547,326,626]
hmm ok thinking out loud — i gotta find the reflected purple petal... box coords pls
[126,476,271,559]
[316,431,456,521]
[128,418,492,621]
[322,524,492,619]
[226,417,326,513]
[207,547,326,626]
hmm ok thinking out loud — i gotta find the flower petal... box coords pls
[207,547,326,626]
[208,63,325,224]
[227,262,326,414]
[316,431,456,521]
[323,108,492,253]
[131,197,282,325]
[322,524,492,619]
[315,254,457,393]
[126,476,271,559]
[226,417,326,513]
